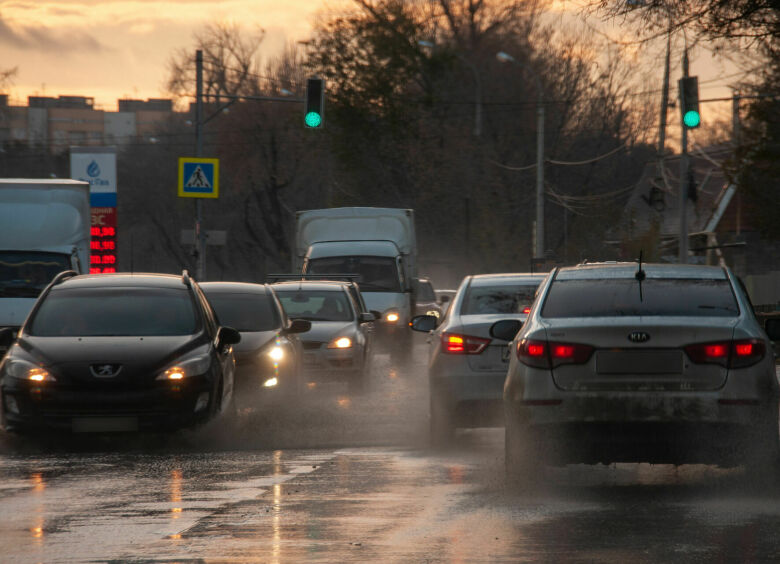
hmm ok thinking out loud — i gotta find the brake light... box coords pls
[441,332,490,354]
[684,339,765,368]
[517,339,593,369]
[522,306,531,314]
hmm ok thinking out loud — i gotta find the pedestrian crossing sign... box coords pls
[178,157,219,198]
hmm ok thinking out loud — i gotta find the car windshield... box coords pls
[461,284,539,314]
[415,280,436,301]
[275,289,353,322]
[203,291,280,332]
[306,256,401,292]
[0,251,71,298]
[541,278,740,317]
[28,287,199,336]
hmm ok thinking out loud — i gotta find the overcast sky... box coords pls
[1,0,324,110]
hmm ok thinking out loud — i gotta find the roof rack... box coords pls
[51,270,78,286]
[182,269,192,286]
[267,273,360,283]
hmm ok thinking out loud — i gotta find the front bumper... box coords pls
[301,344,364,381]
[2,377,215,432]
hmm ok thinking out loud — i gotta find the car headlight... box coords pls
[426,309,441,318]
[328,336,353,349]
[156,354,211,381]
[4,358,56,382]
[385,311,400,323]
[268,345,284,362]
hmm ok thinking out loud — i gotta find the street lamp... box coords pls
[496,51,545,264]
[418,40,482,137]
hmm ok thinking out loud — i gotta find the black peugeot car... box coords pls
[0,271,240,433]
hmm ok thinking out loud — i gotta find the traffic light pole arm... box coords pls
[203,93,305,103]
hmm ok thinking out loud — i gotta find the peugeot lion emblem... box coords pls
[627,331,650,344]
[90,364,122,378]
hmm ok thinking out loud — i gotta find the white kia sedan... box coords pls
[501,262,779,477]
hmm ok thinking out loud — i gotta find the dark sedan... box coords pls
[200,282,311,404]
[0,271,240,433]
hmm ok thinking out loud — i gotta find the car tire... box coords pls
[505,409,543,489]
[429,396,454,447]
[744,407,780,488]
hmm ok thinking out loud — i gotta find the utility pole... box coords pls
[658,28,671,156]
[678,49,689,264]
[195,49,206,280]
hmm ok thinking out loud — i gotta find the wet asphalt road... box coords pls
[3,345,780,563]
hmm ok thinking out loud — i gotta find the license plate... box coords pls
[72,417,138,433]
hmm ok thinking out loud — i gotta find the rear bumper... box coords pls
[508,420,773,465]
[505,393,779,464]
[2,378,215,432]
[431,367,507,428]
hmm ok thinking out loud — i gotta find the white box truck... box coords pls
[294,207,416,357]
[0,179,91,346]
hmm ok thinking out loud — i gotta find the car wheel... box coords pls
[429,396,454,447]
[744,408,780,487]
[505,409,543,488]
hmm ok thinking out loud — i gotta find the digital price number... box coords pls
[90,207,117,273]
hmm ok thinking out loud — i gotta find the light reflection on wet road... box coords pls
[2,349,780,562]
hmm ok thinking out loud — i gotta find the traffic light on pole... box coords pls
[304,77,324,128]
[679,76,700,129]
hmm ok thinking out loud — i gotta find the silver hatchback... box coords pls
[502,262,779,475]
[412,273,545,444]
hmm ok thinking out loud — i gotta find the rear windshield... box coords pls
[204,292,280,332]
[541,278,740,318]
[461,284,539,315]
[28,287,199,336]
[275,290,354,322]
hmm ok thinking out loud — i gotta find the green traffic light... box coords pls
[305,112,322,128]
[683,110,700,128]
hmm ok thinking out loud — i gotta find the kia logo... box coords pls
[627,332,650,343]
[90,364,122,378]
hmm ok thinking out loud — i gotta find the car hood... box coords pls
[300,321,355,343]
[233,330,278,354]
[16,334,207,384]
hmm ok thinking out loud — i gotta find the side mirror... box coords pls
[766,318,780,341]
[410,315,437,333]
[285,318,312,334]
[218,326,241,347]
[359,312,376,323]
[370,310,382,320]
[489,319,523,342]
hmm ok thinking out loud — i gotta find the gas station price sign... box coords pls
[90,207,117,273]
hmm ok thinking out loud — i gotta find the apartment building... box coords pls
[0,95,174,152]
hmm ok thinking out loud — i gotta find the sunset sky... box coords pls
[1,0,742,123]
[1,0,325,110]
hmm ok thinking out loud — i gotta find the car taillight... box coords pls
[685,339,766,368]
[441,333,490,354]
[517,339,593,368]
[522,306,531,314]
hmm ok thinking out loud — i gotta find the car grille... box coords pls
[302,341,324,350]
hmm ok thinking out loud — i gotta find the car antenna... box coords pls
[635,250,646,302]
